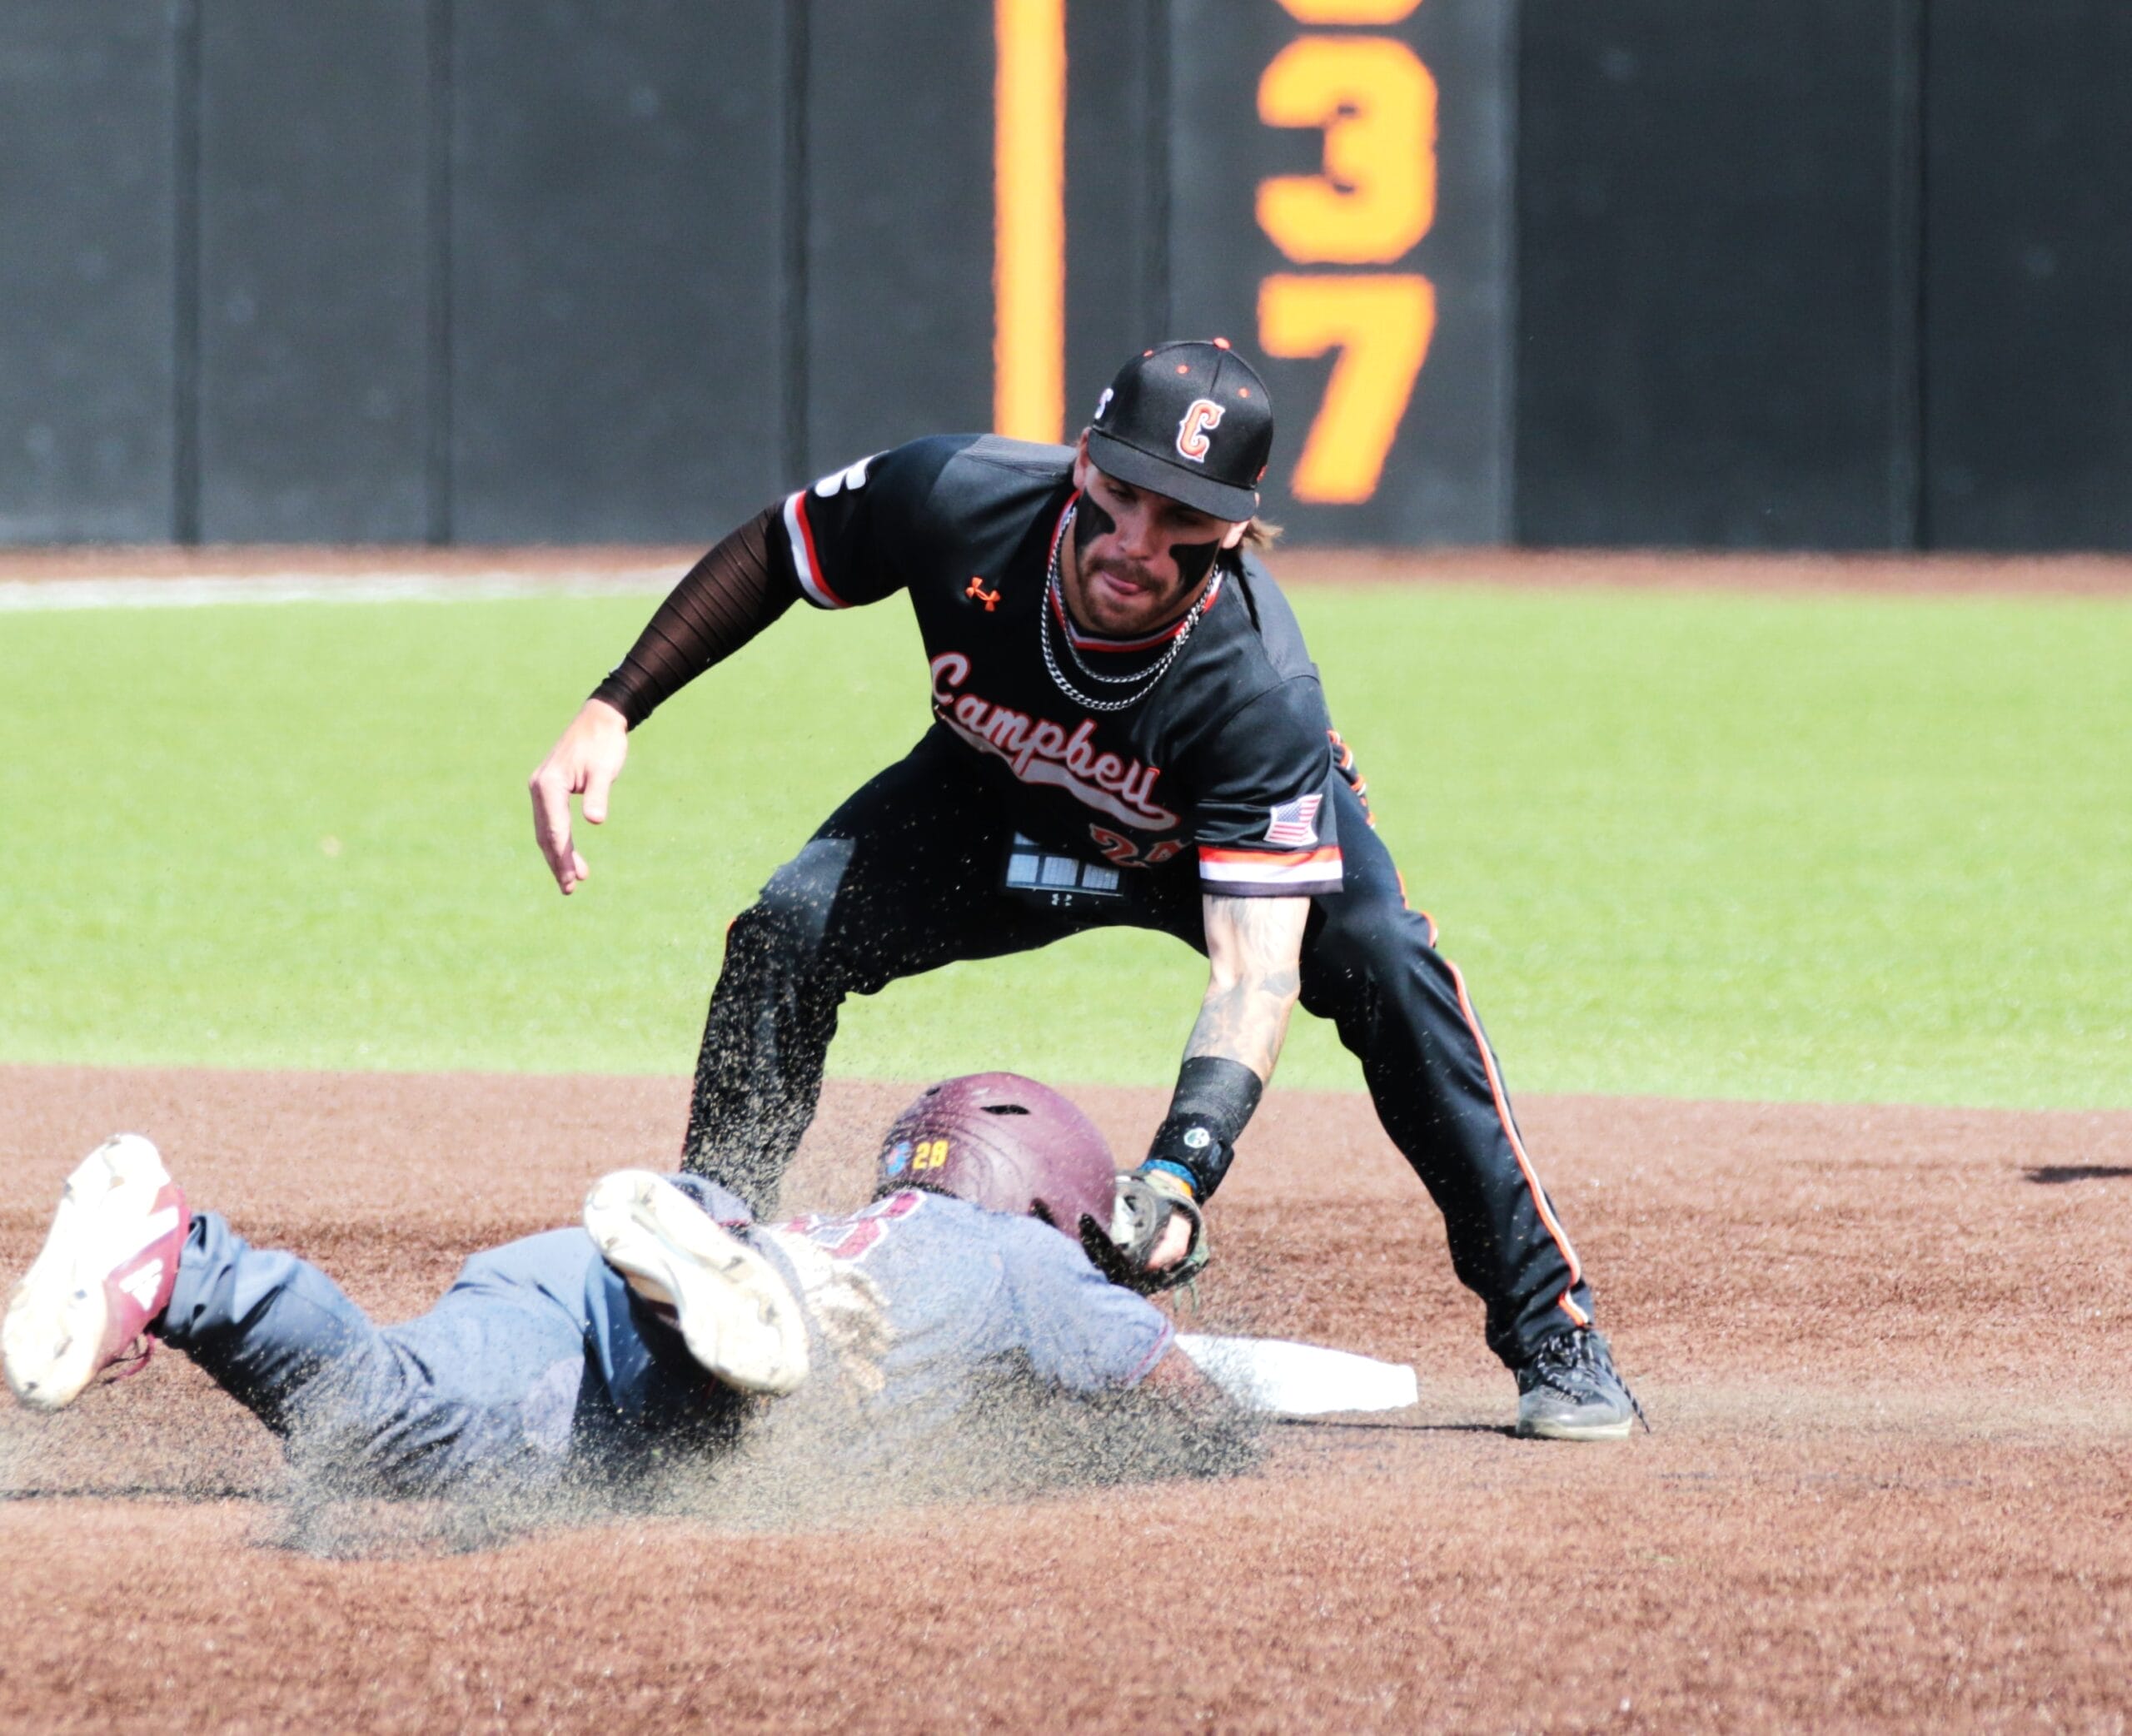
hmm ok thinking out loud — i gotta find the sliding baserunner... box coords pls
[3,1079,1199,1488]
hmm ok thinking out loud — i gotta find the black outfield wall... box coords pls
[1921,0,2132,550]
[1,2,2126,550]
[1514,0,1913,549]
[0,0,1514,548]
[0,5,178,541]
[1516,0,2132,550]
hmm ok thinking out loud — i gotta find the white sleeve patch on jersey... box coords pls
[811,454,875,497]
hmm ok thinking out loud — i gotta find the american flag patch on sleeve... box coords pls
[1264,793,1323,848]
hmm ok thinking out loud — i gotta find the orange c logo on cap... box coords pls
[1175,398,1225,463]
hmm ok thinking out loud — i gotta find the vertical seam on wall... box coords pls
[1910,0,1930,552]
[1144,0,1170,339]
[1501,0,1522,545]
[172,0,202,544]
[1510,0,1535,545]
[782,0,810,486]
[1889,0,1926,551]
[426,0,455,545]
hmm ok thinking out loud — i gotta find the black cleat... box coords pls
[1515,1328,1646,1440]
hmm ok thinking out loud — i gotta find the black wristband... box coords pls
[1142,1056,1263,1201]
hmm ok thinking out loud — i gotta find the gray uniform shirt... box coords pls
[752,1189,1175,1450]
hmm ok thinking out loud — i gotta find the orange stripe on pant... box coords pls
[1444,953,1590,1329]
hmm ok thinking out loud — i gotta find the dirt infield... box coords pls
[4,1066,2130,1734]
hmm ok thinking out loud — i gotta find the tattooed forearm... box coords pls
[1185,894,1308,1080]
[1184,978,1295,1078]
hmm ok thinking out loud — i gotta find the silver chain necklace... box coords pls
[1039,504,1208,714]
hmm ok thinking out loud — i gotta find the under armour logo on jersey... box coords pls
[1175,398,1225,463]
[964,575,1000,611]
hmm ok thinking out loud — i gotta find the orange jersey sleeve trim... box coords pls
[1197,843,1344,893]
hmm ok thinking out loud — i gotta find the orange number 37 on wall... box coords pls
[1257,0,1437,505]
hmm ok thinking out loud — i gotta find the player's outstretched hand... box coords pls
[529,698,630,895]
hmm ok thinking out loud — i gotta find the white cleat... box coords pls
[4,1135,190,1411]
[582,1170,810,1397]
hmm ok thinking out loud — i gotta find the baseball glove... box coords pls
[1080,1170,1210,1294]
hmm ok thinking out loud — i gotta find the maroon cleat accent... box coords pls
[4,1136,189,1411]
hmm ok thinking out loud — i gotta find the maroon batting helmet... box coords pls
[875,1073,1116,1237]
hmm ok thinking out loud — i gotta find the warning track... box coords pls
[5,543,2130,611]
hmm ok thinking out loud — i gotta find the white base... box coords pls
[1175,1333,1419,1416]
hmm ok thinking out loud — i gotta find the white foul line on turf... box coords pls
[0,572,674,612]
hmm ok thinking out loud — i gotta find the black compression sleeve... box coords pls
[590,505,795,727]
[1141,1055,1265,1201]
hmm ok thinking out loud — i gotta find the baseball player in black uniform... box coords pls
[531,341,1643,1440]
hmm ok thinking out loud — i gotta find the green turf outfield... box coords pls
[5,580,2126,1109]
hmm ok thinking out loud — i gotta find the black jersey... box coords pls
[774,435,1344,899]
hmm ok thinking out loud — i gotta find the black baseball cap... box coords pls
[1084,339,1274,522]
